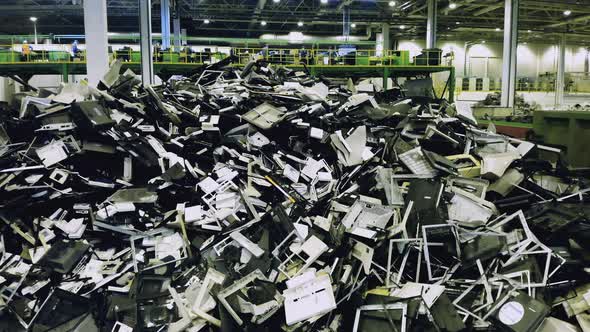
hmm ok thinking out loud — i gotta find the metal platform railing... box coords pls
[0,45,452,68]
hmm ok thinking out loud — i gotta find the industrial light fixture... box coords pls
[564,10,572,16]
[399,25,406,29]
[351,23,357,28]
[204,19,210,24]
[320,0,328,4]
[297,21,304,27]
[288,31,305,42]
[481,40,486,44]
[388,1,396,6]
[495,28,501,31]
[260,20,267,26]
[449,3,457,9]
[273,0,280,2]
[455,21,460,25]
[527,29,532,33]
[30,17,38,45]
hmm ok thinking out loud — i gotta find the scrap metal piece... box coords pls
[216,269,283,326]
[242,103,286,129]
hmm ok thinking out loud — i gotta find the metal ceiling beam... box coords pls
[0,5,84,16]
[0,5,82,10]
[472,4,503,16]
[408,5,427,16]
[520,5,590,14]
[544,14,590,28]
[521,0,590,11]
[4,0,590,38]
[441,0,477,14]
[185,17,427,25]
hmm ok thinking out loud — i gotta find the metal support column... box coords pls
[426,0,437,49]
[61,63,69,83]
[500,0,519,108]
[449,67,455,102]
[382,23,390,55]
[139,0,154,85]
[309,67,317,77]
[584,48,589,74]
[173,5,181,52]
[463,42,470,77]
[342,6,351,40]
[83,0,109,86]
[173,18,181,51]
[33,21,38,44]
[383,67,390,90]
[555,34,566,108]
[161,0,171,50]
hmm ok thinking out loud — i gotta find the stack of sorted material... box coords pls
[0,58,589,332]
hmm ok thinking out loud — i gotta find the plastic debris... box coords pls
[0,58,589,332]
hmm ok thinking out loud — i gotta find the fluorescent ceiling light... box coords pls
[320,0,328,4]
[564,10,572,16]
[449,3,457,9]
[273,0,280,2]
[288,31,305,41]
[495,28,501,31]
[261,21,267,26]
[388,1,396,6]
[351,23,357,28]
[297,21,304,27]
[204,19,210,24]
[399,25,406,29]
[30,17,37,22]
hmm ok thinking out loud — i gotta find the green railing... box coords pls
[0,45,452,68]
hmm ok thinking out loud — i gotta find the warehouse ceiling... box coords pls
[0,0,589,44]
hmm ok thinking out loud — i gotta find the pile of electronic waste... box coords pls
[0,57,589,332]
[475,92,539,122]
[568,103,590,112]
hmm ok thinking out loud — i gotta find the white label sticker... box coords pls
[498,301,525,325]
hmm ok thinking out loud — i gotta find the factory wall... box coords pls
[398,40,589,80]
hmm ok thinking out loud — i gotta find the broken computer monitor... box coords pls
[37,240,90,274]
[216,270,283,326]
[71,101,116,131]
[490,291,550,332]
[352,303,407,332]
